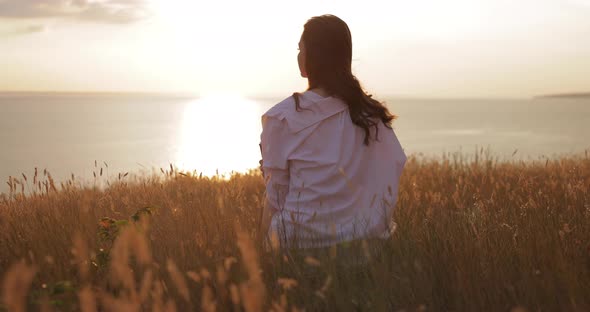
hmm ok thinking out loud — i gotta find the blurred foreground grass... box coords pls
[1,150,589,311]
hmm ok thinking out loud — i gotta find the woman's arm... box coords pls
[259,115,291,237]
[260,168,289,235]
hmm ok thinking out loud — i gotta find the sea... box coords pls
[1,92,589,194]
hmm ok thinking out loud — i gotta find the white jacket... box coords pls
[260,90,406,248]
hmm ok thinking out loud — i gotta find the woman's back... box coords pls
[261,90,406,248]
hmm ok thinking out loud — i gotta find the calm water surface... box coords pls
[1,93,589,193]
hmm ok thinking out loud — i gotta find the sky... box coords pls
[0,0,589,98]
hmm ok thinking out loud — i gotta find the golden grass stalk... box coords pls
[1,261,37,312]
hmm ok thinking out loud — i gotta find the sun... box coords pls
[175,94,263,176]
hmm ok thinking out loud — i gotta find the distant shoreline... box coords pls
[535,92,590,99]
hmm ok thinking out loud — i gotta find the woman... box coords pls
[259,15,406,253]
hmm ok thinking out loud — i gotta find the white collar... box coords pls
[285,91,348,133]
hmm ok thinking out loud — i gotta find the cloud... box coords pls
[21,24,47,33]
[0,0,150,24]
[0,24,47,37]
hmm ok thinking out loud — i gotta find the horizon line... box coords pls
[0,90,540,100]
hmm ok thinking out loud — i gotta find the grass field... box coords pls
[1,150,589,311]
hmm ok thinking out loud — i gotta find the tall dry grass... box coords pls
[1,150,589,311]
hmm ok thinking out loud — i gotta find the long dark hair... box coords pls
[294,14,396,145]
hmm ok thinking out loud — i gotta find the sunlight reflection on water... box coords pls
[175,95,263,176]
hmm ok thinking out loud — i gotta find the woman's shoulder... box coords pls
[262,95,298,120]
